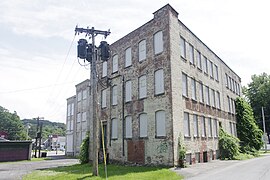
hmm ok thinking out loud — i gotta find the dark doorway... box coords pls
[203,151,208,162]
[127,140,145,164]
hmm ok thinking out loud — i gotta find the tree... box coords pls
[0,106,27,140]
[218,127,240,160]
[235,97,263,154]
[243,73,270,136]
[79,134,89,164]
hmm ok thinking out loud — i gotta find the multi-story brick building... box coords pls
[66,4,241,166]
[66,79,90,156]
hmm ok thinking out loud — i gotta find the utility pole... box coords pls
[34,117,40,158]
[38,123,43,158]
[75,26,110,176]
[262,107,267,151]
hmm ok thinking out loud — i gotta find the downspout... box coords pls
[122,75,125,156]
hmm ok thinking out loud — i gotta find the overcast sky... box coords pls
[0,0,269,123]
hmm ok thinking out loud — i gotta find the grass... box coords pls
[23,163,182,180]
[233,153,254,160]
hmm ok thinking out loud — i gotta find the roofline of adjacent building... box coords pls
[110,4,241,82]
[75,79,90,88]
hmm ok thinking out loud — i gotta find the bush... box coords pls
[178,136,186,168]
[219,128,240,160]
[79,135,89,164]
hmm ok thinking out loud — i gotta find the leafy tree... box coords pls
[0,106,27,140]
[22,119,66,140]
[79,134,89,164]
[243,73,270,136]
[235,97,263,154]
[218,127,240,160]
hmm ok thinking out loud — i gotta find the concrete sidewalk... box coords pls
[171,159,239,179]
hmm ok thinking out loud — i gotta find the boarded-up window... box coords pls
[205,86,210,105]
[201,116,206,137]
[125,80,132,102]
[189,43,194,64]
[125,116,132,138]
[182,73,188,97]
[191,78,196,100]
[156,110,166,137]
[77,113,81,123]
[184,112,190,137]
[193,114,199,137]
[209,60,214,78]
[180,36,186,58]
[154,69,164,95]
[203,56,208,74]
[82,112,86,122]
[214,64,219,81]
[77,91,82,102]
[196,50,202,69]
[154,31,163,54]
[213,119,218,137]
[211,89,216,107]
[82,90,87,100]
[71,103,74,116]
[125,47,132,67]
[139,40,146,62]
[111,118,118,139]
[102,61,107,77]
[112,55,118,73]
[112,85,118,105]
[101,89,107,108]
[199,83,204,103]
[216,91,221,109]
[208,118,212,137]
[139,113,147,137]
[139,75,147,99]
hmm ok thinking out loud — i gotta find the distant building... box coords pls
[66,4,241,166]
[49,135,66,151]
[66,79,90,156]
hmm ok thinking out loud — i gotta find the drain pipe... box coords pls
[122,75,125,156]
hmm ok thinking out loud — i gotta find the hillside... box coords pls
[22,119,66,140]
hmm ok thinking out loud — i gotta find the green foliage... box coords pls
[243,73,270,134]
[233,153,254,160]
[178,135,186,168]
[235,97,263,154]
[22,119,66,140]
[0,106,27,140]
[218,127,240,160]
[79,134,89,164]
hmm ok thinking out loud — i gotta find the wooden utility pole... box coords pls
[75,26,110,176]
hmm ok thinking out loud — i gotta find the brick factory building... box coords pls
[66,4,241,166]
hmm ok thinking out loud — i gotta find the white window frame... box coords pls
[112,55,118,73]
[125,80,132,102]
[125,47,132,68]
[139,113,147,138]
[112,85,117,105]
[156,110,166,137]
[125,116,132,138]
[154,69,164,95]
[102,61,107,77]
[111,118,118,139]
[139,40,146,62]
[154,31,163,54]
[139,75,147,99]
[101,89,107,108]
[182,73,188,97]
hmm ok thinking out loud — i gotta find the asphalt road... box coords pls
[174,153,270,180]
[0,153,79,180]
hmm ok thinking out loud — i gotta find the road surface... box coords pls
[174,154,270,180]
[0,152,78,180]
